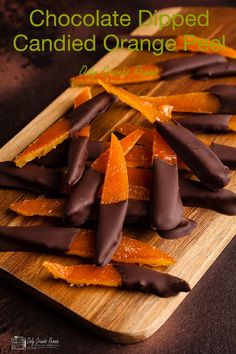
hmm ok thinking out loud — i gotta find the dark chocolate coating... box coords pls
[65,136,88,187]
[35,140,69,167]
[194,61,236,80]
[157,218,197,239]
[34,140,107,168]
[155,122,230,191]
[0,162,62,193]
[210,143,236,170]
[87,141,108,160]
[96,200,128,266]
[115,264,190,297]
[0,226,78,252]
[207,85,236,114]
[175,114,232,134]
[69,92,115,134]
[159,54,227,79]
[64,167,103,226]
[151,158,183,230]
[126,199,149,224]
[179,176,236,215]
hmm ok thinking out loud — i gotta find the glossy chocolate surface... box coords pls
[175,114,232,133]
[0,226,78,252]
[155,122,230,191]
[35,140,69,168]
[125,199,149,224]
[151,158,182,230]
[34,140,108,168]
[0,162,62,193]
[159,54,227,79]
[179,175,236,215]
[157,218,197,239]
[69,92,115,134]
[66,136,88,187]
[194,61,236,80]
[95,200,128,266]
[64,167,103,226]
[207,85,236,114]
[210,143,236,170]
[115,264,190,297]
[87,141,108,160]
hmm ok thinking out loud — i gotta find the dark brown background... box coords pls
[0,1,235,353]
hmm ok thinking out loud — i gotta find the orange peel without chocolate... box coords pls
[98,80,173,123]
[153,131,177,165]
[67,229,175,267]
[116,123,155,147]
[101,134,129,204]
[44,262,122,287]
[92,129,143,173]
[10,199,65,217]
[142,92,221,114]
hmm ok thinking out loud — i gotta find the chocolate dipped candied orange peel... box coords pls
[14,88,92,168]
[0,223,174,267]
[96,134,129,266]
[14,90,115,168]
[150,131,183,232]
[43,262,190,298]
[64,129,143,226]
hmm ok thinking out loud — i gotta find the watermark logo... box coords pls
[11,337,26,351]
[11,336,60,351]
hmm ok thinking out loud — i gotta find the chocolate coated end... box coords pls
[64,168,103,226]
[66,136,88,187]
[115,264,190,297]
[155,122,230,191]
[151,158,183,230]
[95,200,128,266]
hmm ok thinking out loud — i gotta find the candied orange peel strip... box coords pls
[10,199,65,217]
[128,185,150,201]
[74,125,90,138]
[101,134,129,204]
[176,35,236,59]
[228,115,236,132]
[127,167,152,189]
[74,87,92,108]
[67,229,175,266]
[142,92,221,114]
[125,145,152,168]
[43,262,122,287]
[71,64,162,86]
[116,123,155,147]
[14,88,92,167]
[92,129,143,173]
[153,131,177,165]
[98,80,172,123]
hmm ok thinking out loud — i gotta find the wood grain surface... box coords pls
[0,7,235,343]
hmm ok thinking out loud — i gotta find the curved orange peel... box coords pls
[98,79,173,123]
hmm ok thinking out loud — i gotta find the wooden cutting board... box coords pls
[0,6,235,344]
